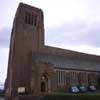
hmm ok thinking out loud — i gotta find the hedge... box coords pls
[43,93,100,100]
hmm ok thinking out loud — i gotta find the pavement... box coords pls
[0,97,5,100]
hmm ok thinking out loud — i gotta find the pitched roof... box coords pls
[33,52,100,72]
[39,46,100,62]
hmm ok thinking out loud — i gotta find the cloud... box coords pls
[45,20,100,48]
[0,47,9,83]
[79,23,100,47]
[1,20,100,55]
[0,27,11,48]
[0,27,10,82]
[1,0,100,84]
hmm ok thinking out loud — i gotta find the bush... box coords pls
[43,93,100,100]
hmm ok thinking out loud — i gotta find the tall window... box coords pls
[56,70,66,86]
[25,12,37,25]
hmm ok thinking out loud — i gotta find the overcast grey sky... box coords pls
[0,0,100,83]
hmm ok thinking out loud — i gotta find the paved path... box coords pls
[0,97,5,100]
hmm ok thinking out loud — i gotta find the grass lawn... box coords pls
[43,92,100,100]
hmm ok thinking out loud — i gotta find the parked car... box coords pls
[88,85,97,92]
[78,86,87,93]
[69,86,79,93]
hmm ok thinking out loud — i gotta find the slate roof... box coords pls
[33,52,100,72]
[40,46,100,62]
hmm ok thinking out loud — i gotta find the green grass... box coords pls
[43,92,100,100]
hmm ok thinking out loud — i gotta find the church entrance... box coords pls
[41,75,48,92]
[41,81,46,92]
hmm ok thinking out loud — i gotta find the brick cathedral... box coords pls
[5,3,100,98]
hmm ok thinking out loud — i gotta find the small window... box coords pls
[33,16,37,26]
[25,12,37,26]
[28,13,31,24]
[25,12,28,23]
[31,14,33,25]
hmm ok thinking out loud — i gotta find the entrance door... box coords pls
[41,81,46,92]
[41,75,48,92]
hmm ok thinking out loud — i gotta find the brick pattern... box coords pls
[5,2,100,99]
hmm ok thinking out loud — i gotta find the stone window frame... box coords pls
[25,12,37,25]
[56,70,66,86]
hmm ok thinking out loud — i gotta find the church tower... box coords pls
[6,3,44,97]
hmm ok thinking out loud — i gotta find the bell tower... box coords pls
[6,3,44,97]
